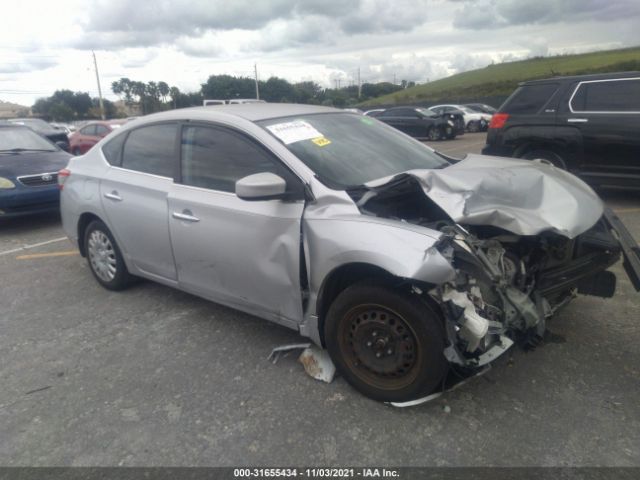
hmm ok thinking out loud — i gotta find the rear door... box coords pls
[168,123,306,324]
[564,77,640,179]
[380,108,422,136]
[100,123,179,281]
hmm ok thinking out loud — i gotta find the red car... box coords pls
[69,120,127,155]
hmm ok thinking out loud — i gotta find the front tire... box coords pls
[84,220,133,291]
[325,283,448,402]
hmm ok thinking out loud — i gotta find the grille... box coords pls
[17,172,58,187]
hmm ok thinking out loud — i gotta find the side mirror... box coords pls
[235,172,287,201]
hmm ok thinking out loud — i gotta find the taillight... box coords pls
[489,113,509,129]
[58,168,70,190]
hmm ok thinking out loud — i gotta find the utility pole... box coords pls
[92,50,105,120]
[357,67,362,98]
[254,63,260,100]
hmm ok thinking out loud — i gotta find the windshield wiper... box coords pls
[0,148,55,154]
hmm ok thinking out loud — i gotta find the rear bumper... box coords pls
[603,207,640,291]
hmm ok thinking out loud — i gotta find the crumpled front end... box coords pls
[352,156,628,370]
[427,219,620,368]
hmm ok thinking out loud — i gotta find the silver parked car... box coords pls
[60,104,640,403]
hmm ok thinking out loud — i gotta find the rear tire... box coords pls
[467,120,480,133]
[427,127,442,141]
[521,149,567,169]
[325,283,448,403]
[84,220,133,291]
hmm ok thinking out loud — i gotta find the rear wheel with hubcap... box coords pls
[84,219,133,291]
[325,283,448,402]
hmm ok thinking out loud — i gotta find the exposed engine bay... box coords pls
[350,173,622,369]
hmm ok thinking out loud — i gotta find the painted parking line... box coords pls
[613,208,640,214]
[0,237,68,257]
[16,250,79,260]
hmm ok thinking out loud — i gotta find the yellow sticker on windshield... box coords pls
[311,136,331,147]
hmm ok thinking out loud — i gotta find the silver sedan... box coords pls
[59,104,639,403]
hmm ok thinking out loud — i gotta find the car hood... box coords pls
[366,154,603,239]
[0,150,72,179]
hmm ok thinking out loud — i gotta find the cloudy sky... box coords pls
[1,0,639,106]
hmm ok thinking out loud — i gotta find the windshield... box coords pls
[8,118,51,132]
[258,113,449,188]
[0,128,58,153]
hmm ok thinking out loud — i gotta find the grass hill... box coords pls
[358,46,640,107]
[0,100,30,119]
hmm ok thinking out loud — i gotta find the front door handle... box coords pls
[104,191,122,201]
[172,210,200,223]
[567,118,589,123]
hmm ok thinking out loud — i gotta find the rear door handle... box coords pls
[567,118,588,123]
[172,210,200,222]
[104,191,122,201]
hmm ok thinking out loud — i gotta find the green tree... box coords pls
[158,81,170,103]
[201,75,255,100]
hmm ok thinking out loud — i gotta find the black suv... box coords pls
[482,72,640,189]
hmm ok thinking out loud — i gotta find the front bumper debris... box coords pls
[603,206,640,291]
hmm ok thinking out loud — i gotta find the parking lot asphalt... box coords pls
[1,132,639,466]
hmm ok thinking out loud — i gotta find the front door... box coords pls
[168,123,306,325]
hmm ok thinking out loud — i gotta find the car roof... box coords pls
[0,122,29,129]
[521,71,640,85]
[132,103,342,125]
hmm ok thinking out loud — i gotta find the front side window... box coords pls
[571,79,640,112]
[121,124,177,177]
[259,113,449,189]
[180,125,292,193]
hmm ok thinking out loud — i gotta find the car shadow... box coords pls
[0,212,62,237]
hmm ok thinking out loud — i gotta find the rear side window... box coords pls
[80,125,96,135]
[502,83,559,114]
[102,132,126,166]
[571,79,640,112]
[121,124,177,177]
[180,125,293,193]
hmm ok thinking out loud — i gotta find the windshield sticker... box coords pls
[266,120,323,145]
[311,137,331,147]
[360,117,374,125]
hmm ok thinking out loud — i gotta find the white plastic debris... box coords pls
[298,346,336,383]
[267,343,311,364]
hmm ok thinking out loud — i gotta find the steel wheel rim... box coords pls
[338,304,421,391]
[88,230,117,282]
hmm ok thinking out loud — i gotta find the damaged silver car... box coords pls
[59,104,640,403]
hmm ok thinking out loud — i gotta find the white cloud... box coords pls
[0,0,637,106]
